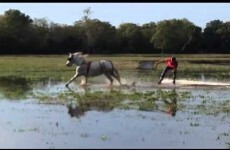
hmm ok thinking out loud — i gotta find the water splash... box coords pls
[162,78,230,86]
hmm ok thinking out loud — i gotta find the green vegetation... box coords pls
[0,54,229,82]
[31,86,230,117]
[0,55,229,116]
[34,88,192,112]
[0,76,32,99]
[0,9,229,54]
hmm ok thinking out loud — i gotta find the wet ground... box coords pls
[0,74,229,148]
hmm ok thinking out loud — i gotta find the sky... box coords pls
[0,3,230,29]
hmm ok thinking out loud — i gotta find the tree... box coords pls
[74,7,117,54]
[202,20,223,53]
[140,22,157,53]
[216,22,230,53]
[116,23,143,53]
[152,19,198,54]
[81,7,95,53]
[0,9,33,53]
[32,18,50,52]
[206,20,223,31]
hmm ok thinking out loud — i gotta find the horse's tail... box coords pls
[110,60,122,84]
[113,68,121,80]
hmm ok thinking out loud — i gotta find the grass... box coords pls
[0,55,71,80]
[0,54,229,81]
[33,88,192,112]
[0,54,229,100]
[29,86,230,116]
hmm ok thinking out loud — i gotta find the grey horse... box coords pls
[65,52,122,87]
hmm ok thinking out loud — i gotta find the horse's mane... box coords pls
[73,51,89,59]
[73,52,83,55]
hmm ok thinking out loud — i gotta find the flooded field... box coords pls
[0,70,229,148]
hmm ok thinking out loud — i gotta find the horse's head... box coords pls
[66,52,88,67]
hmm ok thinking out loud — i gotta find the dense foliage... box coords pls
[0,9,229,54]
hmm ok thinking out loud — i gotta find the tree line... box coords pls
[0,8,229,54]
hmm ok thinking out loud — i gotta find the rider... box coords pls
[153,56,178,85]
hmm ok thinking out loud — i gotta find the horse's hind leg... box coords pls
[112,69,122,85]
[80,77,87,86]
[104,73,113,85]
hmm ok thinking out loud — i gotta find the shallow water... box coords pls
[0,72,229,148]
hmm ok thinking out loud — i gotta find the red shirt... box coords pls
[166,58,178,69]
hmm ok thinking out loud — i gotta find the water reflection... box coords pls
[66,102,116,118]
[157,88,178,117]
[66,103,89,118]
[163,89,177,117]
[65,86,180,118]
[0,75,227,120]
[66,86,121,118]
[66,100,115,118]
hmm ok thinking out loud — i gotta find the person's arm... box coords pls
[153,59,165,69]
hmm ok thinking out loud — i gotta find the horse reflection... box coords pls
[66,100,115,118]
[65,84,126,118]
[66,103,90,118]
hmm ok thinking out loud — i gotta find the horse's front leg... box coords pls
[66,73,80,87]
